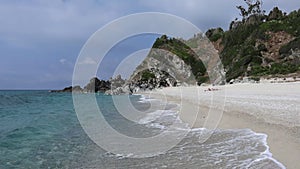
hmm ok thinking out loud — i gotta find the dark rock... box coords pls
[83,77,110,93]
[50,85,83,93]
[72,86,83,92]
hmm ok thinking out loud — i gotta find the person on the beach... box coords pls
[204,88,219,92]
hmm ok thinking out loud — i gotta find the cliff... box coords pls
[206,7,300,82]
[125,34,225,89]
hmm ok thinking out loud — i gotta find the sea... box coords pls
[0,90,285,169]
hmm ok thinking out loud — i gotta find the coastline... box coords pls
[140,82,300,169]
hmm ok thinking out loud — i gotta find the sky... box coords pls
[1,0,300,89]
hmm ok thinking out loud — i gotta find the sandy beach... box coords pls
[141,82,300,169]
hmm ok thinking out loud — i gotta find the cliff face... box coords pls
[206,7,300,82]
[83,77,111,93]
[127,34,225,89]
[129,49,196,86]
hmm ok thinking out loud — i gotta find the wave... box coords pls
[133,95,286,169]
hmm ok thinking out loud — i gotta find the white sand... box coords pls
[141,82,300,169]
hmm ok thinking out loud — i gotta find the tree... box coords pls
[267,7,283,21]
[236,0,265,20]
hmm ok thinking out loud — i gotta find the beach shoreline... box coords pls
[140,82,300,169]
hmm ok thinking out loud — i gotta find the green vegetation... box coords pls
[250,63,299,76]
[279,37,300,55]
[206,28,224,42]
[220,23,265,81]
[218,6,300,81]
[141,70,155,81]
[153,35,207,84]
[249,76,260,82]
[186,36,199,48]
[263,10,300,36]
[236,0,265,20]
[148,4,300,84]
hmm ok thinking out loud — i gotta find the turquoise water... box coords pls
[0,91,285,168]
[0,91,85,168]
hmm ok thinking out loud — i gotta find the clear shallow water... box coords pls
[0,91,285,169]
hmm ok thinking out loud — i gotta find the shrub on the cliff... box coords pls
[250,63,298,76]
[206,28,224,42]
[141,70,155,81]
[257,43,268,52]
[279,37,300,55]
[197,76,209,85]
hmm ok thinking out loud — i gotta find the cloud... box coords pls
[1,0,299,47]
[0,0,123,47]
[1,0,300,89]
[139,0,238,30]
[139,0,300,30]
[59,58,67,64]
[78,57,97,65]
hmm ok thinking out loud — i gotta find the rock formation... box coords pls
[50,85,83,93]
[52,7,300,94]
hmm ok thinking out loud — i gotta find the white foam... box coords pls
[138,110,166,124]
[147,123,166,130]
[137,94,157,103]
[246,132,286,169]
[135,94,286,168]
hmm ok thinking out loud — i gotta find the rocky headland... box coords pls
[52,6,300,94]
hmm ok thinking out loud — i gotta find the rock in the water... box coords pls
[109,75,126,90]
[83,77,110,93]
[50,85,83,93]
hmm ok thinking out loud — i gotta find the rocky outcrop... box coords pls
[83,77,110,93]
[244,14,264,26]
[105,67,181,95]
[106,34,225,95]
[109,75,126,90]
[257,31,295,61]
[51,75,126,93]
[131,48,196,86]
[50,85,83,93]
[131,69,177,89]
[104,75,128,95]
